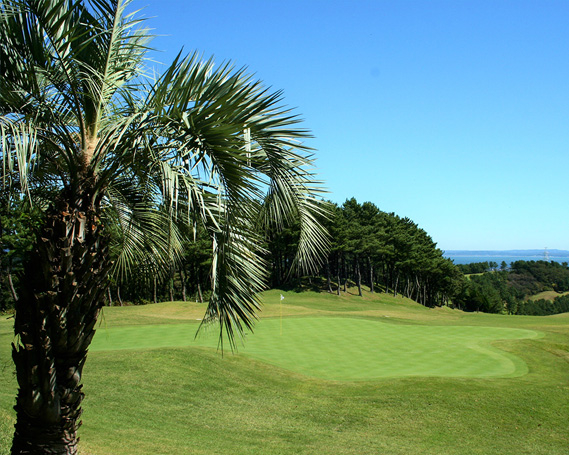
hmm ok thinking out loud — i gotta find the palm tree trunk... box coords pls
[11,196,110,455]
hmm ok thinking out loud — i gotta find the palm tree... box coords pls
[0,1,328,453]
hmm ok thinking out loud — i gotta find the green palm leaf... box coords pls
[1,1,328,450]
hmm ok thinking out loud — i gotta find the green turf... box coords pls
[1,289,568,455]
[90,317,540,380]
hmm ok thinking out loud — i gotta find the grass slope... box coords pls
[1,289,568,454]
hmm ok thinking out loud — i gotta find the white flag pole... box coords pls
[280,294,284,335]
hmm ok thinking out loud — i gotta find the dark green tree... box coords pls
[321,198,462,306]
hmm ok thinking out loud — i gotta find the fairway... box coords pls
[90,317,540,380]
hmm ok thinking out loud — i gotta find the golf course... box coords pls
[1,288,568,454]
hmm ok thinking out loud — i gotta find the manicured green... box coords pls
[1,289,568,455]
[91,318,540,380]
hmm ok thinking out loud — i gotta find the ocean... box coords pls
[445,256,569,265]
[443,253,569,266]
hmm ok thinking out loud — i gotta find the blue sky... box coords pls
[134,0,569,251]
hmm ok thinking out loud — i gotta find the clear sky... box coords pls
[133,0,569,251]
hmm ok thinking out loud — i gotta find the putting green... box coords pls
[90,317,540,380]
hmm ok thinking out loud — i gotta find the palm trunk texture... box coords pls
[11,194,110,455]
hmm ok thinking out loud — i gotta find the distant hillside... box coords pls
[445,249,569,258]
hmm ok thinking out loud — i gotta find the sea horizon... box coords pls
[442,249,569,265]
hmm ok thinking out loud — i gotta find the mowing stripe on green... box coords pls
[90,317,540,380]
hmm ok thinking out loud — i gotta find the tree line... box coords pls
[4,195,569,319]
[456,261,506,274]
[269,198,463,307]
[2,197,462,309]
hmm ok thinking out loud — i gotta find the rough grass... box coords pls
[525,290,569,301]
[1,289,568,454]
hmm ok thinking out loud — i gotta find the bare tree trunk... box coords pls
[169,266,174,302]
[394,272,399,297]
[368,256,374,294]
[7,262,18,302]
[197,282,203,303]
[414,275,421,303]
[343,256,347,292]
[107,287,113,306]
[153,276,157,304]
[326,261,332,293]
[117,285,123,306]
[180,269,187,302]
[336,257,341,295]
[356,258,362,297]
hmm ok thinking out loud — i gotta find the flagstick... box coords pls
[279,294,284,336]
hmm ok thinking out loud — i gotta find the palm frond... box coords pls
[0,118,38,198]
[1,0,328,350]
[199,200,267,350]
[103,181,184,284]
[136,53,329,345]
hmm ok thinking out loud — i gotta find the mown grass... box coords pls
[90,317,540,380]
[1,288,568,454]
